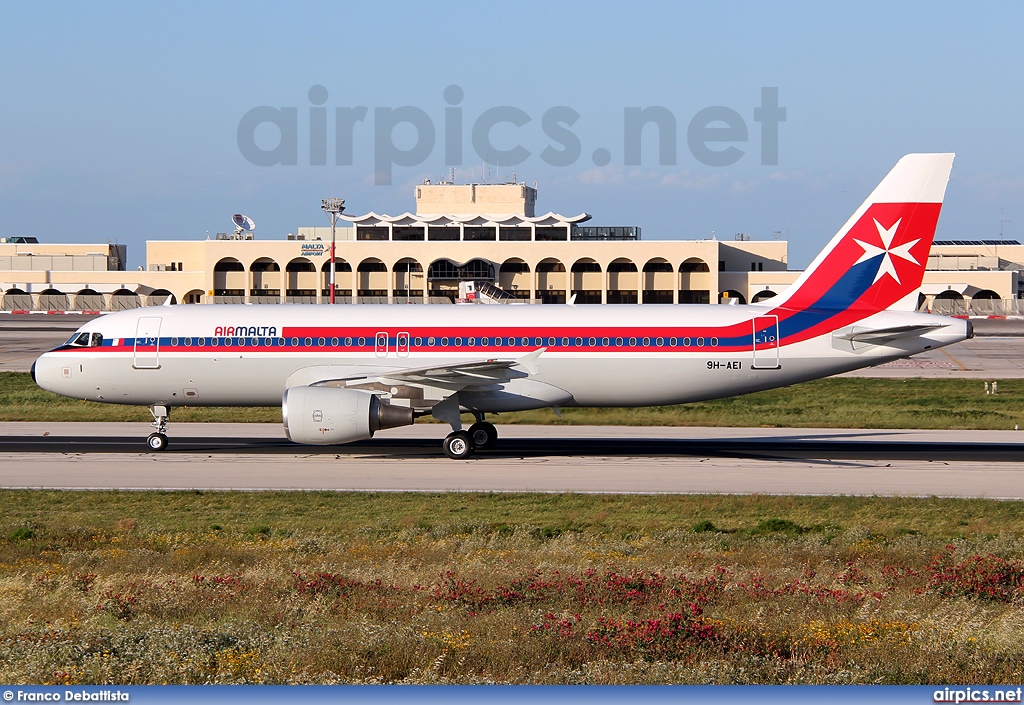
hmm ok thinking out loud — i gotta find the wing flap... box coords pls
[311,350,544,392]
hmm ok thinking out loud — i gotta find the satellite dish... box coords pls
[232,213,256,232]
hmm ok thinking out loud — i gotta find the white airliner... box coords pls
[33,153,970,458]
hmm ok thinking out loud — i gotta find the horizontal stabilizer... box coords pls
[833,323,944,344]
[830,321,949,353]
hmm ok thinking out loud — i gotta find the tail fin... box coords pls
[771,153,954,314]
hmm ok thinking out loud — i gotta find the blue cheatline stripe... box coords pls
[777,255,882,341]
[107,336,748,352]
[84,260,890,357]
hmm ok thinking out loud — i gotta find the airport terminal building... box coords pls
[1,182,1021,315]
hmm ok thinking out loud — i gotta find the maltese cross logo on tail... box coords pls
[853,218,921,285]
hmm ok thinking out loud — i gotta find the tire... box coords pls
[468,421,497,450]
[147,433,168,451]
[443,430,475,460]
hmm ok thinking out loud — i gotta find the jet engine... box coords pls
[282,386,414,445]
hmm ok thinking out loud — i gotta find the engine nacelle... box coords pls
[282,386,414,445]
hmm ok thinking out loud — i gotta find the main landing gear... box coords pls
[468,420,497,449]
[443,430,474,459]
[441,415,499,459]
[147,405,169,452]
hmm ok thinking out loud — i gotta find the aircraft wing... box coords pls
[313,348,544,391]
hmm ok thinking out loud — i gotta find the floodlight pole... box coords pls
[321,198,346,304]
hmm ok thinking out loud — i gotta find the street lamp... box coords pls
[321,198,346,304]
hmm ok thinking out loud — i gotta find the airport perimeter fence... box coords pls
[926,298,1024,317]
[0,293,457,311]
[4,292,1022,315]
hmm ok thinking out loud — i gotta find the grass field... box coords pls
[2,491,1023,684]
[4,373,1024,684]
[3,372,1024,429]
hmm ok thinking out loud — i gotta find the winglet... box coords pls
[515,347,546,375]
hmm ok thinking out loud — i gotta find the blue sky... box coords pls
[2,1,1022,268]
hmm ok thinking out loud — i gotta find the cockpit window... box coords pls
[67,332,104,347]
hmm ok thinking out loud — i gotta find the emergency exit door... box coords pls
[752,315,780,369]
[133,316,162,369]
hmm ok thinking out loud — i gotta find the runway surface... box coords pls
[3,422,1023,498]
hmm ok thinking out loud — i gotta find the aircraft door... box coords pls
[134,316,162,369]
[396,331,410,357]
[375,331,389,358]
[751,315,780,369]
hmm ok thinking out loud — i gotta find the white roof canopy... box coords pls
[341,211,590,227]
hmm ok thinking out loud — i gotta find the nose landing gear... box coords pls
[147,405,169,451]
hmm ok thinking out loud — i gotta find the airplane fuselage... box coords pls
[33,302,969,412]
[28,153,968,458]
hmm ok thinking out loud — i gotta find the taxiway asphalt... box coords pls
[2,422,1022,498]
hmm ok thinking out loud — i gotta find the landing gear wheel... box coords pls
[443,430,475,460]
[147,433,168,452]
[468,421,497,450]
